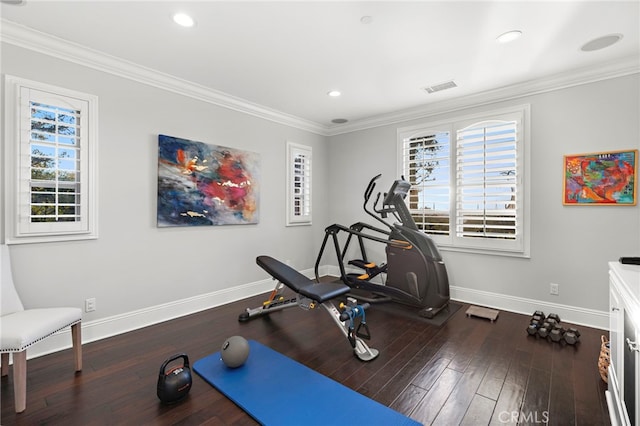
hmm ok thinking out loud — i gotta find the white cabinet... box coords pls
[608,262,640,426]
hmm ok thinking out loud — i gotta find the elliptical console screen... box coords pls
[382,179,410,205]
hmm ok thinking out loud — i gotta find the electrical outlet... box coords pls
[550,283,559,296]
[85,298,96,312]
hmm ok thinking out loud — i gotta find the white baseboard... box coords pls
[449,285,609,330]
[324,265,609,329]
[23,277,275,360]
[20,265,608,361]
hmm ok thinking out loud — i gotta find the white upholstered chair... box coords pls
[0,244,82,413]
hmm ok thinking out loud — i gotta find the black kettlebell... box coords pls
[157,353,192,404]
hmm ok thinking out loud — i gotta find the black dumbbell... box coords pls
[564,327,581,345]
[538,322,551,338]
[527,321,539,335]
[546,313,561,325]
[549,324,565,342]
[526,311,546,335]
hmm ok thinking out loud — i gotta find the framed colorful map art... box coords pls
[563,149,637,205]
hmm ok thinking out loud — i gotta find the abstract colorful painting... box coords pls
[157,134,260,226]
[563,149,637,205]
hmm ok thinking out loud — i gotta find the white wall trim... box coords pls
[2,19,638,138]
[17,264,607,361]
[450,285,609,330]
[324,265,609,329]
[23,277,275,360]
[0,19,326,136]
[327,56,640,136]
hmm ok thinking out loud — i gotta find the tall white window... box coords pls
[286,142,312,226]
[398,105,530,256]
[4,76,98,244]
[403,131,452,237]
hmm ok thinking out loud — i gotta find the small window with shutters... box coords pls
[4,76,98,244]
[286,142,312,226]
[398,105,529,256]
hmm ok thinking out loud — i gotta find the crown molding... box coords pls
[0,19,328,135]
[327,55,640,136]
[2,19,638,138]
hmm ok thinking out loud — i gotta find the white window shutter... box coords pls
[401,131,451,239]
[4,76,98,244]
[456,120,518,241]
[286,142,312,226]
[399,105,529,256]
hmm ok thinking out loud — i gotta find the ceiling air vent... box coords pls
[422,80,457,94]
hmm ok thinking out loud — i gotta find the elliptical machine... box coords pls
[314,174,450,318]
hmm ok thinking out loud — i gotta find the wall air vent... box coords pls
[422,80,457,94]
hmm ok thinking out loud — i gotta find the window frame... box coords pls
[286,141,312,226]
[4,75,99,244]
[398,104,530,257]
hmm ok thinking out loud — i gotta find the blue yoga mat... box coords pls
[193,340,421,426]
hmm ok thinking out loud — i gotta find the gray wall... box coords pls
[1,43,329,320]
[326,74,640,315]
[2,42,639,335]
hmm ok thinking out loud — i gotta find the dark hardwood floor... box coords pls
[1,289,610,425]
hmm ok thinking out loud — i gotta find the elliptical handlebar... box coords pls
[363,175,394,231]
[364,173,381,204]
[373,191,398,219]
[363,174,419,232]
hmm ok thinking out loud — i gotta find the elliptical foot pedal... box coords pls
[348,259,376,269]
[466,305,499,322]
[346,287,392,304]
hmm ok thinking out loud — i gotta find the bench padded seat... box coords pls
[256,256,349,303]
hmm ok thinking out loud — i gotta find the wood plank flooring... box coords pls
[1,291,611,425]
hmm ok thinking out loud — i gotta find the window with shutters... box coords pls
[4,76,98,244]
[286,142,312,226]
[404,131,452,237]
[398,105,530,256]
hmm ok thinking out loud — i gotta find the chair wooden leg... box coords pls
[1,353,9,377]
[72,322,82,371]
[13,350,27,413]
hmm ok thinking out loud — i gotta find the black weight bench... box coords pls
[256,255,349,303]
[239,255,379,361]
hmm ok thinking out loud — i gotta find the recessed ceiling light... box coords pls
[496,30,522,44]
[581,34,623,52]
[327,90,341,97]
[332,118,349,124]
[173,13,195,28]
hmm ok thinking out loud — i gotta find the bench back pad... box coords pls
[256,256,349,303]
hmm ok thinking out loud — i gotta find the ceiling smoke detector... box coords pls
[422,80,458,94]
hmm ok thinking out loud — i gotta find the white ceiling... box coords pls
[2,1,639,132]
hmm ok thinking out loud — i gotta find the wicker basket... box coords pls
[598,335,610,383]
